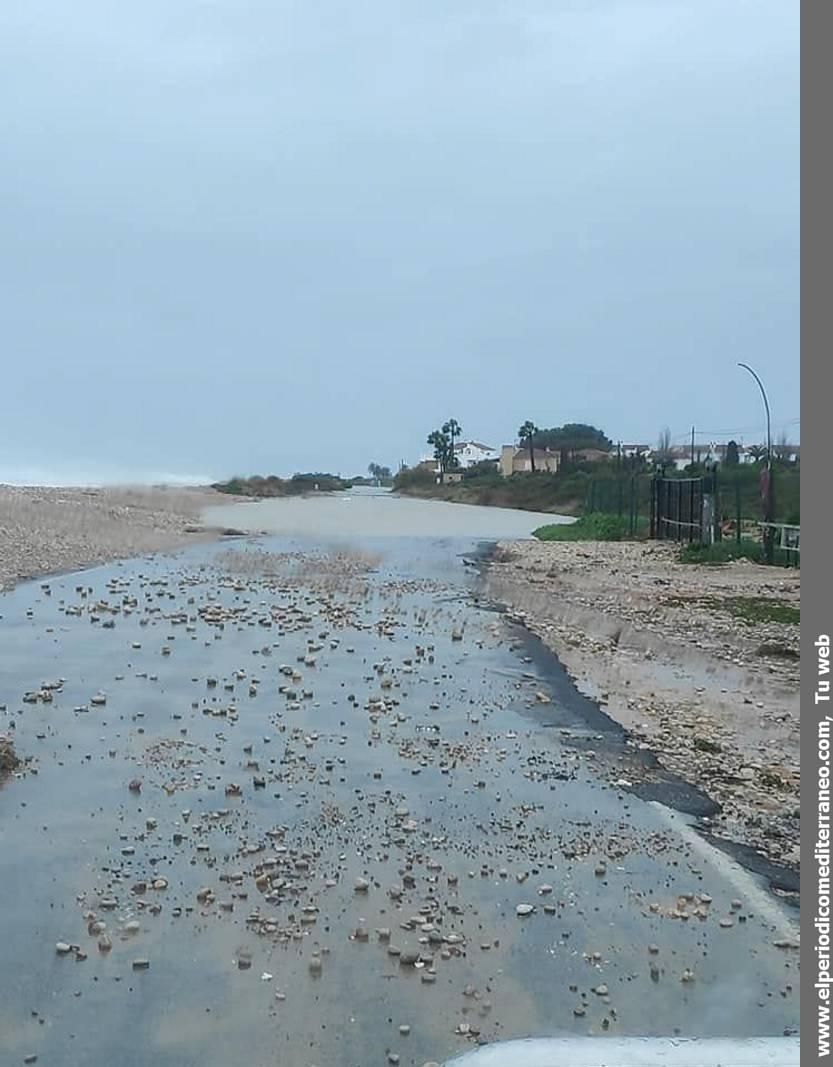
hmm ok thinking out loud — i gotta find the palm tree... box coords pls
[368,462,389,485]
[518,420,539,472]
[442,419,462,470]
[747,443,768,463]
[427,430,450,483]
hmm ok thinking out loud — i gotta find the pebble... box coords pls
[1,532,799,1062]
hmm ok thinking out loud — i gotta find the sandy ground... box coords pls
[0,484,231,592]
[485,539,801,874]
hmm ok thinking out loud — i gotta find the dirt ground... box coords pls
[484,539,801,876]
[0,484,232,592]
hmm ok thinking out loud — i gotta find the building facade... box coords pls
[499,445,560,476]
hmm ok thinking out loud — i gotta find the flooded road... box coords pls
[0,493,798,1066]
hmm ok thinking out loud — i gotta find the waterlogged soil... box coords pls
[0,535,799,1067]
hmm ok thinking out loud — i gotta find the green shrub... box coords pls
[462,461,502,483]
[392,465,436,490]
[678,540,765,565]
[212,473,350,497]
[533,512,630,542]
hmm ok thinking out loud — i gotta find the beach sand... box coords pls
[0,484,229,591]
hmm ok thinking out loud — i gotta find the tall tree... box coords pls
[518,420,539,472]
[773,432,792,461]
[367,462,392,484]
[427,429,451,482]
[656,427,673,466]
[442,419,462,469]
[725,440,740,466]
[533,423,612,458]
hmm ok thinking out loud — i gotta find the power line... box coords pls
[694,419,800,436]
[663,420,799,444]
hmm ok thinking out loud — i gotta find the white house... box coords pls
[621,444,652,460]
[659,441,783,469]
[418,440,499,471]
[453,441,499,467]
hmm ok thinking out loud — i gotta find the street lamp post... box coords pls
[737,362,774,562]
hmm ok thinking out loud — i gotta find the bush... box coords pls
[289,473,348,492]
[462,461,502,483]
[392,465,436,490]
[213,477,245,495]
[533,512,631,542]
[213,473,350,497]
[678,540,764,565]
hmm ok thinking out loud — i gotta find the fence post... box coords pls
[735,477,742,545]
[649,477,656,538]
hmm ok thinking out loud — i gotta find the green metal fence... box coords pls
[583,468,799,567]
[585,475,652,537]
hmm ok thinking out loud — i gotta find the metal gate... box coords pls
[650,473,718,544]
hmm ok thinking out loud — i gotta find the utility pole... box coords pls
[691,426,695,466]
[737,363,774,562]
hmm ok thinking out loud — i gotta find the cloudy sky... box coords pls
[0,1,799,483]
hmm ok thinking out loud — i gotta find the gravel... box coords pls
[485,538,801,870]
[0,484,231,591]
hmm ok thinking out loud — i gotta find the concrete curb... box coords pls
[445,1036,800,1066]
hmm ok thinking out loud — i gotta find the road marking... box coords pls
[650,802,799,938]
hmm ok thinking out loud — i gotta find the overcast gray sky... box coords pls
[0,1,799,483]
